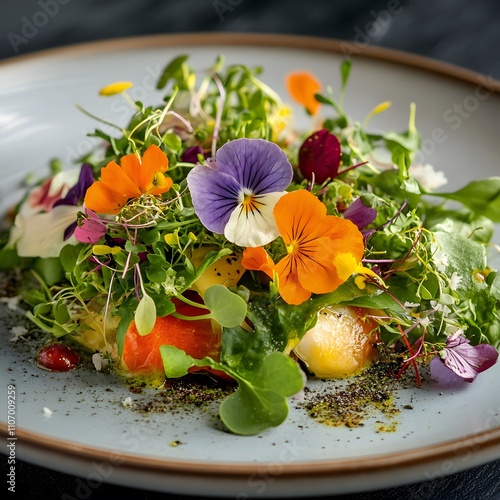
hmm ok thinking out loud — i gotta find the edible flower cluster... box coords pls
[1,56,499,435]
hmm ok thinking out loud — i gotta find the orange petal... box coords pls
[274,190,326,245]
[84,181,128,214]
[326,217,365,262]
[100,160,141,199]
[242,247,275,279]
[143,144,169,173]
[120,152,142,188]
[286,71,321,115]
[275,255,312,305]
[138,145,169,192]
[272,190,367,304]
[293,238,342,294]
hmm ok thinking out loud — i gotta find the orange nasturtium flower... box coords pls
[286,71,322,116]
[242,190,366,305]
[84,144,173,214]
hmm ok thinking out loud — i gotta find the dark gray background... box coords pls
[1,0,500,80]
[1,0,500,499]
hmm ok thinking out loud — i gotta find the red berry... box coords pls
[37,343,80,372]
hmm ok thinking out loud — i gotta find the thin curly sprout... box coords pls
[126,89,179,150]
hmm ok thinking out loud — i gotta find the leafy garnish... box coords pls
[160,346,304,435]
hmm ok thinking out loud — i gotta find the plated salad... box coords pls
[1,55,499,436]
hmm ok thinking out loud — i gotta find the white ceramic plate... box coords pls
[1,34,500,498]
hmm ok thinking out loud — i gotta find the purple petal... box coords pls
[445,334,469,349]
[343,198,377,229]
[63,221,78,241]
[181,146,204,164]
[187,166,241,234]
[442,337,498,382]
[429,356,469,387]
[473,344,499,373]
[55,164,95,207]
[216,138,293,194]
[298,129,341,184]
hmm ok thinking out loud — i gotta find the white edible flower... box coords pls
[6,168,82,258]
[404,301,420,308]
[409,163,448,191]
[8,204,81,258]
[449,272,462,291]
[430,300,451,316]
[433,250,449,273]
[419,316,431,329]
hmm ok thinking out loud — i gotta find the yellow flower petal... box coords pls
[99,81,133,96]
[333,252,360,282]
[164,233,178,246]
[355,275,368,289]
[363,101,392,127]
[93,244,121,255]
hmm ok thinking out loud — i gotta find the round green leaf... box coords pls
[204,284,247,328]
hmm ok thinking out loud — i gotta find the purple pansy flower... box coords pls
[187,138,293,247]
[74,209,107,244]
[430,331,498,385]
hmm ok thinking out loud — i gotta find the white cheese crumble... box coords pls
[92,353,110,372]
[10,325,28,342]
[0,296,22,311]
[122,397,134,408]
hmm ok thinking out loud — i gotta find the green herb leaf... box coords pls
[204,284,247,328]
[163,132,182,153]
[135,293,157,336]
[156,55,189,90]
[219,353,304,435]
[159,345,304,436]
[116,301,135,357]
[0,247,20,270]
[434,178,500,222]
[434,230,487,298]
[160,344,202,378]
[53,301,70,325]
[33,257,64,286]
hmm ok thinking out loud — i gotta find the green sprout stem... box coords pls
[75,104,125,132]
[172,312,213,322]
